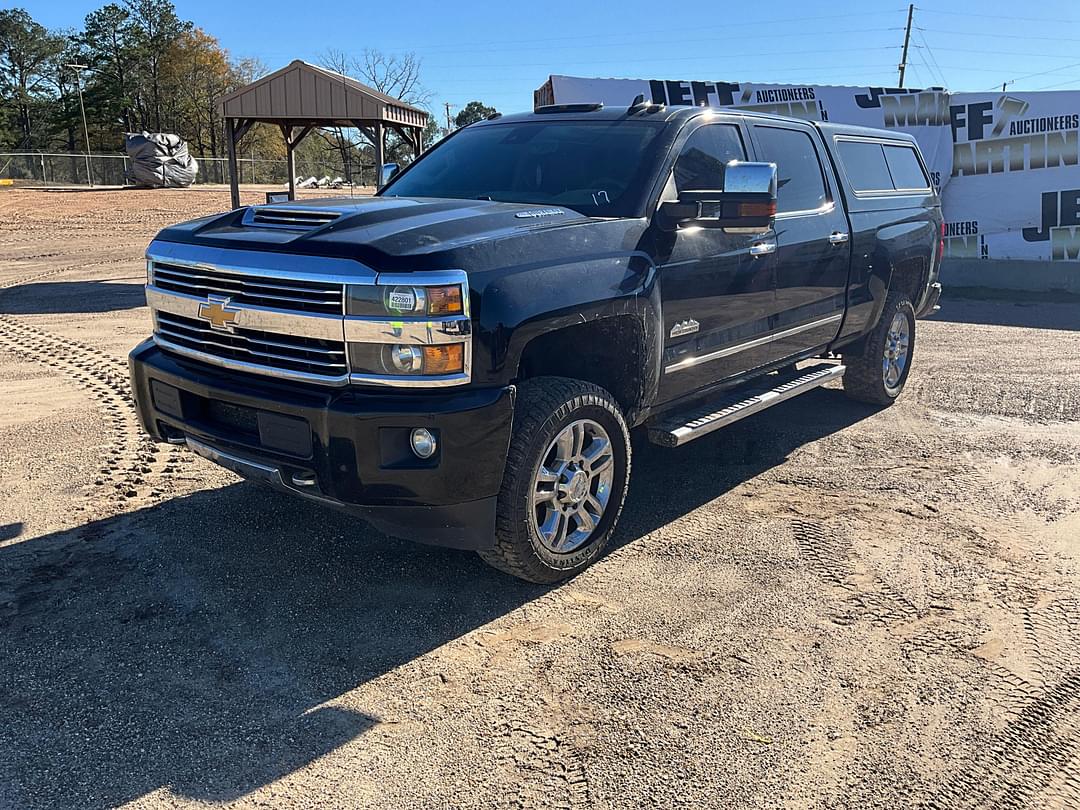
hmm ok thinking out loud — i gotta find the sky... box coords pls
[20,0,1080,117]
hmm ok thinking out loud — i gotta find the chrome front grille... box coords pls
[144,240,471,389]
[155,311,347,377]
[151,261,343,315]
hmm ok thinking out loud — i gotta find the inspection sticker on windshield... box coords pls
[514,209,565,219]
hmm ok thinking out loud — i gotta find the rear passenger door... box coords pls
[749,123,850,359]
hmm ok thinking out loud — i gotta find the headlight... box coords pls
[388,344,423,373]
[348,342,466,377]
[344,273,470,385]
[347,282,466,317]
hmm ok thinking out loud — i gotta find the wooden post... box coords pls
[285,126,297,201]
[374,121,385,188]
[415,125,424,156]
[226,117,240,209]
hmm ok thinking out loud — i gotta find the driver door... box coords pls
[655,121,778,405]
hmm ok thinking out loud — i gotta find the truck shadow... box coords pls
[0,280,146,315]
[0,386,874,807]
[930,297,1080,331]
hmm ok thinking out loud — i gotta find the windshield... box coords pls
[382,120,666,217]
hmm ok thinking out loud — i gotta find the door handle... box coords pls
[828,231,850,245]
[750,239,776,256]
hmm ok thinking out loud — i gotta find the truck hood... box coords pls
[153,196,594,271]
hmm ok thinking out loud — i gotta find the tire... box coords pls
[842,291,916,406]
[478,377,631,584]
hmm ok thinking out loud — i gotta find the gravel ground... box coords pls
[0,187,1078,809]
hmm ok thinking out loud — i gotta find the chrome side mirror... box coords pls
[657,161,777,231]
[379,162,400,188]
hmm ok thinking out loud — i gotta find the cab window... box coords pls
[753,126,828,214]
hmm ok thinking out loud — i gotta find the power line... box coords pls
[914,30,948,87]
[364,10,909,52]
[425,46,901,71]
[915,44,1080,60]
[398,27,903,57]
[1035,76,1080,90]
[917,26,1080,43]
[915,7,1080,25]
[982,61,1080,92]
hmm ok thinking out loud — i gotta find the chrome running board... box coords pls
[648,362,846,447]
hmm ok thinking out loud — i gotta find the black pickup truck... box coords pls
[129,101,942,583]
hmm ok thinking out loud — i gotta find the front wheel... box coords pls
[479,377,631,584]
[842,291,916,405]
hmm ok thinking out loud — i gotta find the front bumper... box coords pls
[128,339,515,549]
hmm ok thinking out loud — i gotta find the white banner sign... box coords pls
[535,76,1080,262]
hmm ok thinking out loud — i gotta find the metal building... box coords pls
[218,60,428,208]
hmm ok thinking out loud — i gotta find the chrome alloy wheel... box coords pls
[882,311,911,391]
[530,419,615,554]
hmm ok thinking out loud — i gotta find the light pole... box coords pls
[65,63,93,187]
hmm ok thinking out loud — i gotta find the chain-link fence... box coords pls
[0,152,377,188]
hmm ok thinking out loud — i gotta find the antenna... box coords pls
[627,93,648,113]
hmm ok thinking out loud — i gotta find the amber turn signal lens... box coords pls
[426,285,464,315]
[737,201,777,218]
[422,343,465,374]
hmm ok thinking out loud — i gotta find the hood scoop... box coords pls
[244,206,342,230]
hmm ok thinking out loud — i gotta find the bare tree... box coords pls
[358,49,430,106]
[315,48,432,181]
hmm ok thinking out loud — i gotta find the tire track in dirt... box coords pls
[920,669,1080,810]
[492,714,593,810]
[0,270,182,521]
[792,519,920,627]
[793,516,1080,808]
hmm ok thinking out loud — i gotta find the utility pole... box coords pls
[444,101,454,132]
[898,3,914,89]
[66,63,93,187]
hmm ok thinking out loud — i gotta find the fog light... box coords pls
[410,428,437,459]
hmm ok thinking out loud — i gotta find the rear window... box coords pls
[883,144,931,190]
[836,139,930,193]
[836,140,893,191]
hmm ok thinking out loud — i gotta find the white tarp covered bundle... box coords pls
[124,132,199,188]
[535,76,1080,263]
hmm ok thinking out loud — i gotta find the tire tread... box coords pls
[478,377,630,584]
[842,291,915,405]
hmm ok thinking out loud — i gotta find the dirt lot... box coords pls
[0,187,1078,809]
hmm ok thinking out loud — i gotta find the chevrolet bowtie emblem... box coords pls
[197,295,240,331]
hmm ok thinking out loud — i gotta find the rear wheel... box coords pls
[842,291,916,405]
[479,377,631,584]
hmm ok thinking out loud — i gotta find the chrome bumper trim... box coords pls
[147,286,344,341]
[185,436,341,507]
[343,315,471,345]
[153,335,351,387]
[347,371,471,388]
[146,239,377,285]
